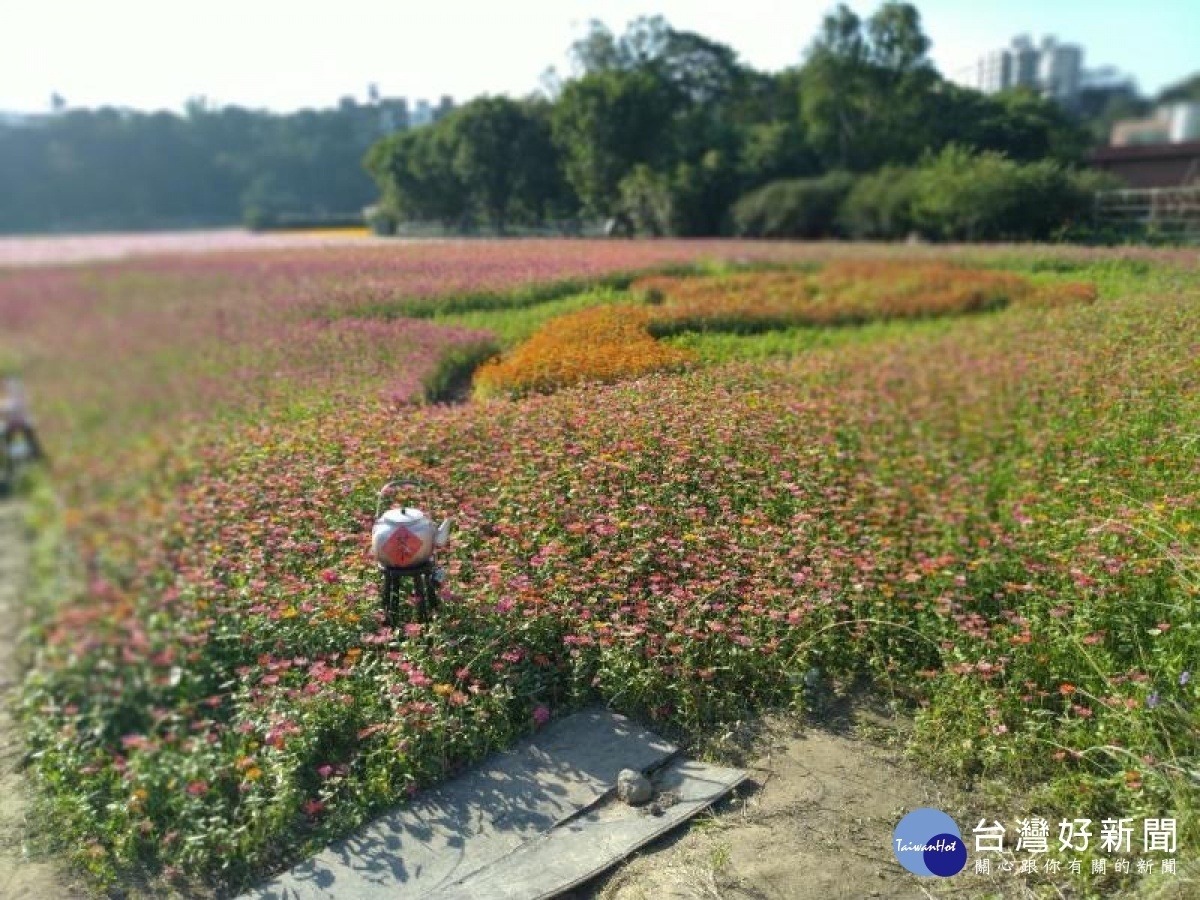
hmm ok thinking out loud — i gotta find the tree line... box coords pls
[364,5,1130,239]
[3,2,1196,237]
[0,98,421,233]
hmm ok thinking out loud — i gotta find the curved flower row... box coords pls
[472,305,694,398]
[634,261,1095,334]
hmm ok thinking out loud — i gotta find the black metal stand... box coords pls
[380,560,443,624]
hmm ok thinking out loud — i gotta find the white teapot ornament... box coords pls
[371,480,452,569]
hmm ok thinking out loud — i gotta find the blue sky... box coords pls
[2,0,1196,113]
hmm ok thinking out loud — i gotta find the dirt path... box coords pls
[0,500,86,900]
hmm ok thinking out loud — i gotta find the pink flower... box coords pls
[317,764,334,779]
[533,705,551,726]
[185,780,208,796]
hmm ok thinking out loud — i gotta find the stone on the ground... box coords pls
[616,768,652,805]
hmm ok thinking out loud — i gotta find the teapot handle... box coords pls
[375,478,430,518]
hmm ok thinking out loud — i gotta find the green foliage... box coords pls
[664,316,959,363]
[736,120,818,186]
[838,165,919,238]
[730,172,855,238]
[1156,71,1200,104]
[569,16,749,107]
[420,339,501,404]
[342,265,699,320]
[617,151,740,237]
[434,289,634,347]
[550,69,676,217]
[908,146,1108,241]
[617,165,675,236]
[445,97,567,232]
[363,127,472,229]
[837,148,1122,241]
[799,2,940,171]
[0,3,1128,240]
[0,102,384,233]
[964,88,1091,164]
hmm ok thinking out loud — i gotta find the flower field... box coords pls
[1,240,1198,895]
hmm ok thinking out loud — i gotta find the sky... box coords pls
[2,0,1197,114]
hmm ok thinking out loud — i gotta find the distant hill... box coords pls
[0,100,436,234]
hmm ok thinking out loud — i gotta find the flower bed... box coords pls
[2,247,1196,893]
[634,261,1094,335]
[472,305,693,398]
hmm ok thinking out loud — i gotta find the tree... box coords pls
[571,16,748,108]
[1157,72,1200,104]
[0,101,385,233]
[364,126,470,228]
[737,120,817,186]
[551,69,674,216]
[799,2,938,171]
[447,97,569,231]
[569,20,627,75]
[931,86,1089,164]
[448,98,529,232]
[866,1,930,73]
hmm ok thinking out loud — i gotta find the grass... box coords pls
[662,316,962,363]
[343,268,687,319]
[432,287,634,347]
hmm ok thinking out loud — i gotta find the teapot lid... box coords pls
[382,506,427,524]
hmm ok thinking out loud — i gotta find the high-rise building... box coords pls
[411,99,433,127]
[1010,35,1041,90]
[965,35,1084,106]
[976,49,1011,94]
[1038,38,1083,104]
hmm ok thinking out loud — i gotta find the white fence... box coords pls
[1095,185,1200,241]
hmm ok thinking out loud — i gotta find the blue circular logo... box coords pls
[893,808,967,877]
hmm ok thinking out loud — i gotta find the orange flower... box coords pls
[1059,683,1077,695]
[629,261,1077,337]
[474,305,692,398]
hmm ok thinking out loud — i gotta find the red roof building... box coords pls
[1090,141,1200,189]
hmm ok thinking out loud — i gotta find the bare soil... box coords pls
[580,707,1040,900]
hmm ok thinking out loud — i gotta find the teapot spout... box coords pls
[435,518,453,548]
